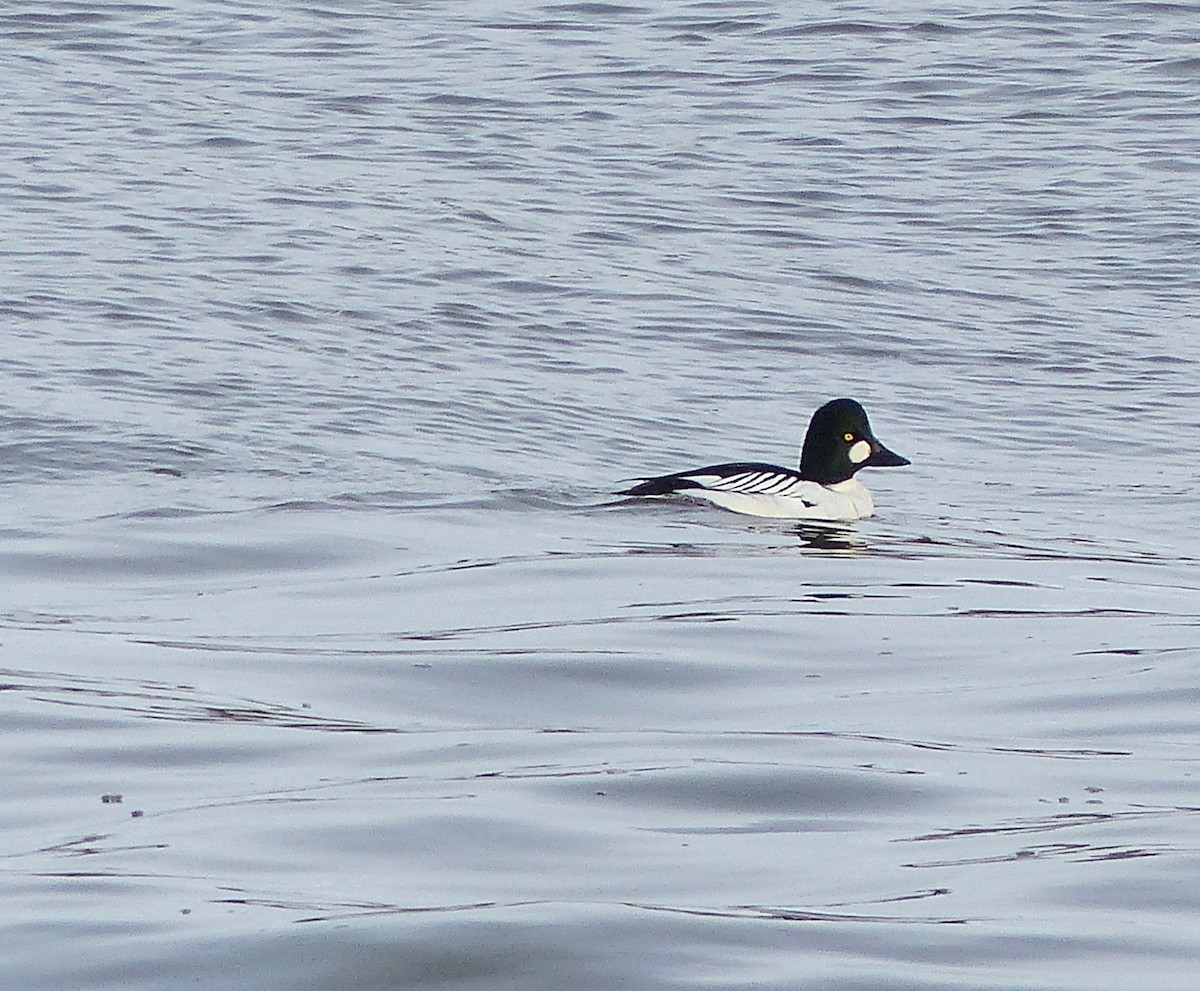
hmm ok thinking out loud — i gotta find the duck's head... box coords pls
[799,398,910,484]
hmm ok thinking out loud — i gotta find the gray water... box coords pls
[3,2,1200,988]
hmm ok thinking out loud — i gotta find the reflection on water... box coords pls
[630,890,966,926]
[785,522,867,552]
[0,665,385,733]
[3,1,1200,989]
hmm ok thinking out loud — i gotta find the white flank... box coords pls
[685,478,874,520]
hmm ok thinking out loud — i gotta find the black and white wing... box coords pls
[621,462,817,503]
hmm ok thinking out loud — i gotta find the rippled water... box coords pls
[3,2,1200,988]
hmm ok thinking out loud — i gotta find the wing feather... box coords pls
[703,469,804,494]
[622,463,817,500]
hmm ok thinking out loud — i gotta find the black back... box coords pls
[620,462,795,496]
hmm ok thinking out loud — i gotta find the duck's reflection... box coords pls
[740,521,870,552]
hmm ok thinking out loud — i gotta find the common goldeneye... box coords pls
[619,398,909,520]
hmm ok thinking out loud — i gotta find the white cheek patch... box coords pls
[849,439,872,464]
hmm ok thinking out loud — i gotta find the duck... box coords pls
[619,398,909,520]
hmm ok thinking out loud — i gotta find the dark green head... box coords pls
[798,398,910,484]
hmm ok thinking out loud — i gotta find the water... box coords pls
[2,2,1200,988]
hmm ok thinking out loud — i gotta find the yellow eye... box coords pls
[843,432,854,442]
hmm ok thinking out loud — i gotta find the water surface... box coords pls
[2,2,1200,989]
